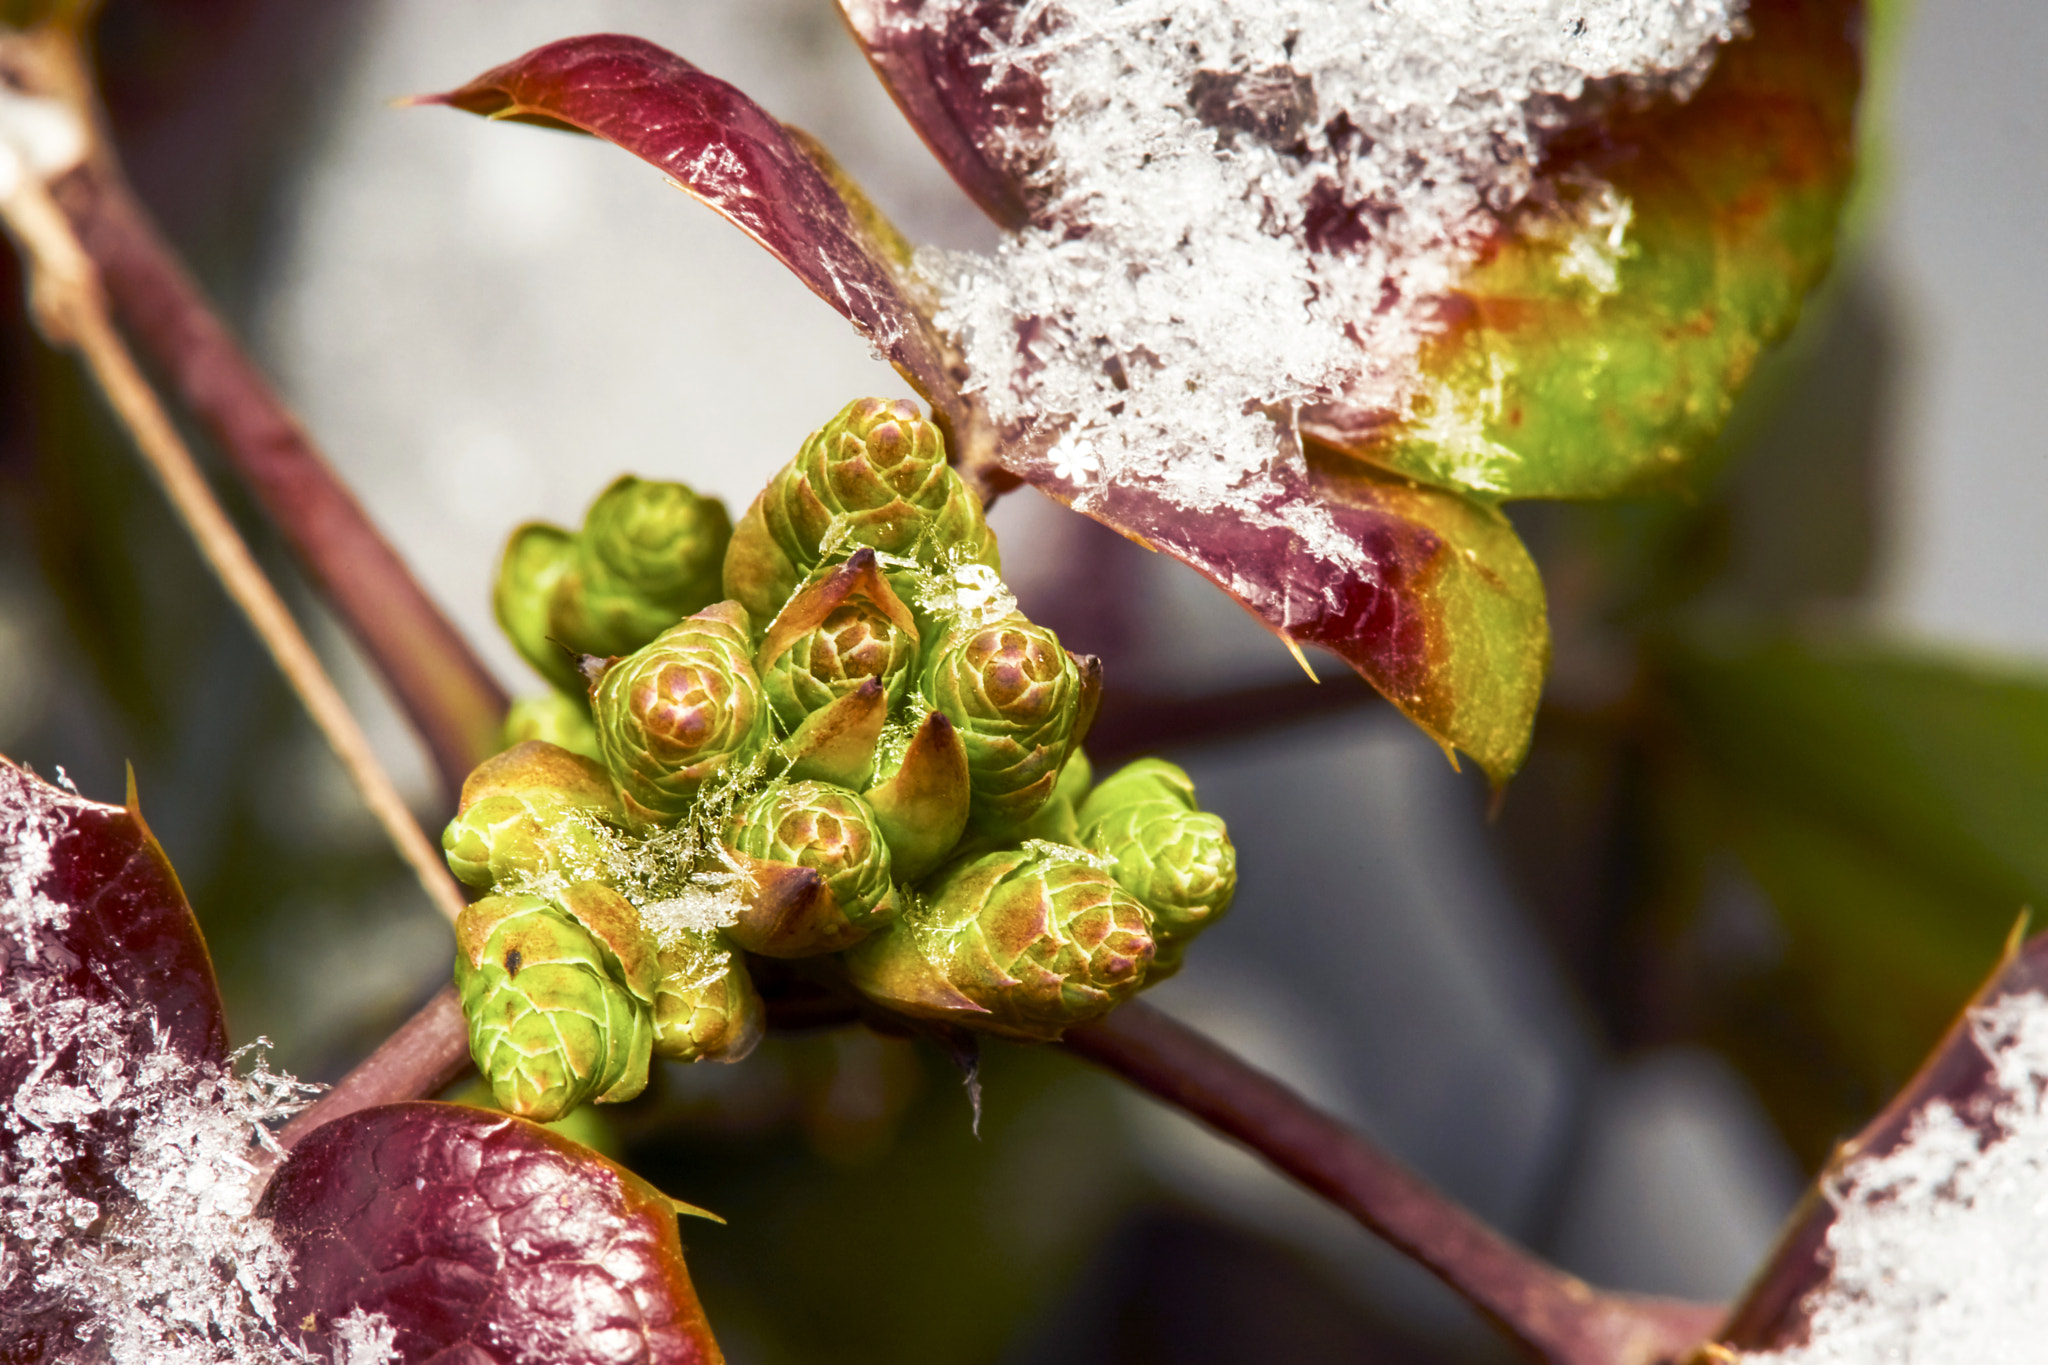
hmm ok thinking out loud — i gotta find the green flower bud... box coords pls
[592,600,772,827]
[500,690,603,763]
[722,781,896,957]
[1078,759,1237,980]
[778,678,890,790]
[442,741,622,891]
[723,398,1000,623]
[652,930,765,1064]
[862,709,970,882]
[549,477,733,659]
[845,848,1153,1041]
[1020,748,1094,846]
[495,523,582,693]
[924,614,1085,836]
[758,549,921,733]
[453,883,658,1121]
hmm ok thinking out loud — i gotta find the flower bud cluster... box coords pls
[454,398,1238,1118]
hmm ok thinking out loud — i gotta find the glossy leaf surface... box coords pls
[426,36,1550,779]
[1662,633,2048,1129]
[0,758,229,1352]
[264,1101,724,1365]
[1323,0,1860,498]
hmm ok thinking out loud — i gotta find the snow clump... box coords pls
[1743,991,2048,1365]
[0,769,386,1363]
[925,0,1745,510]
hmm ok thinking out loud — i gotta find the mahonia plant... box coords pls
[454,397,1239,1121]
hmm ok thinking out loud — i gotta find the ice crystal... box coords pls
[1742,991,2048,1364]
[0,772,384,1363]
[491,754,770,952]
[923,0,1742,529]
[330,1307,401,1365]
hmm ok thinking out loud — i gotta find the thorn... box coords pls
[1280,633,1320,683]
[665,1195,727,1226]
[2004,908,2033,964]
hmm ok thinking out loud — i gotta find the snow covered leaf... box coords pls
[415,35,991,472]
[851,0,1858,503]
[262,1101,725,1365]
[0,757,243,1356]
[1719,930,2048,1359]
[1341,0,1861,498]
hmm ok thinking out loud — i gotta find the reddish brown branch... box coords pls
[275,985,473,1154]
[48,159,506,799]
[1061,1002,1724,1365]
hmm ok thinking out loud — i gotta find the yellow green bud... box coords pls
[723,398,999,623]
[591,600,771,827]
[452,884,658,1121]
[845,847,1153,1041]
[1078,758,1237,978]
[652,930,765,1064]
[722,780,896,956]
[924,613,1085,837]
[549,476,732,658]
[441,741,622,892]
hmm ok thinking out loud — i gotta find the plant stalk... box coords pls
[0,166,468,927]
[274,985,472,1154]
[48,160,507,799]
[1061,1002,1726,1365]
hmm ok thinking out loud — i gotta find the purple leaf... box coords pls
[0,758,229,1351]
[838,0,1051,231]
[416,34,987,467]
[263,1101,724,1365]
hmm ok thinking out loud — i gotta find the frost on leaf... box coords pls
[0,758,332,1363]
[1740,991,2048,1365]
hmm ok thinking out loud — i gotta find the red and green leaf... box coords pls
[263,1101,724,1365]
[1314,0,1861,499]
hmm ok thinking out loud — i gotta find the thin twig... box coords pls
[274,985,472,1154]
[1062,1002,1725,1365]
[0,167,467,927]
[48,158,506,799]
